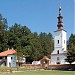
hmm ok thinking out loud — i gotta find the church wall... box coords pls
[54,30,62,48]
[52,30,67,54]
[62,30,67,51]
[54,30,66,50]
[51,54,66,64]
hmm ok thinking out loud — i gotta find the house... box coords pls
[51,6,67,64]
[0,48,16,67]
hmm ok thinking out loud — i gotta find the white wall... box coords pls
[55,30,67,49]
[32,61,40,65]
[62,30,67,51]
[52,30,67,54]
[7,54,16,67]
[51,53,67,64]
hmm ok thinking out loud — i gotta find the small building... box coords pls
[16,56,26,67]
[40,56,50,69]
[32,61,40,65]
[0,48,16,67]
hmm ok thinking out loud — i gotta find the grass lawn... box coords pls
[0,70,75,75]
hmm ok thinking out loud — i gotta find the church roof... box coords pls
[40,56,50,61]
[0,49,16,57]
[43,56,50,60]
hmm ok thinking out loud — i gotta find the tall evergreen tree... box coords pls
[0,13,54,63]
[66,34,75,64]
[0,14,8,52]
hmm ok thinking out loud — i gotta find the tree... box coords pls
[30,32,41,60]
[45,33,54,57]
[66,34,75,64]
[38,32,54,58]
[0,14,8,52]
[65,45,75,64]
[0,13,54,63]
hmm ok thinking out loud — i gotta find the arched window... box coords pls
[11,57,13,60]
[57,50,59,54]
[57,40,59,44]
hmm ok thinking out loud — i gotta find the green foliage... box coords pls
[0,13,54,62]
[66,34,75,64]
[38,32,54,58]
[0,14,8,52]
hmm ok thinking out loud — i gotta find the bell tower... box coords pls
[51,6,67,64]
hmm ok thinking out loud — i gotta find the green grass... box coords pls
[0,70,75,75]
[0,67,35,72]
[0,67,75,75]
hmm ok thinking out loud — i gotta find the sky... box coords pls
[0,0,74,39]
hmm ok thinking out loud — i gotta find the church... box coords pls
[51,6,67,64]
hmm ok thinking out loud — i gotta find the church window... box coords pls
[64,40,65,44]
[58,40,59,44]
[11,57,13,60]
[57,57,59,60]
[57,50,59,54]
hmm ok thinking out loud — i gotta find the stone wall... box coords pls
[22,64,41,69]
[22,64,75,70]
[48,64,75,70]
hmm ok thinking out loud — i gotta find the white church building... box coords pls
[51,6,67,64]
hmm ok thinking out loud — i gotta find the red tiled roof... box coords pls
[0,49,16,56]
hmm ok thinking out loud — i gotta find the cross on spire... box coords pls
[59,6,62,16]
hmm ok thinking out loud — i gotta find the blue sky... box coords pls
[0,0,74,39]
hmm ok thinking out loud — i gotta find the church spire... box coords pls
[57,6,63,30]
